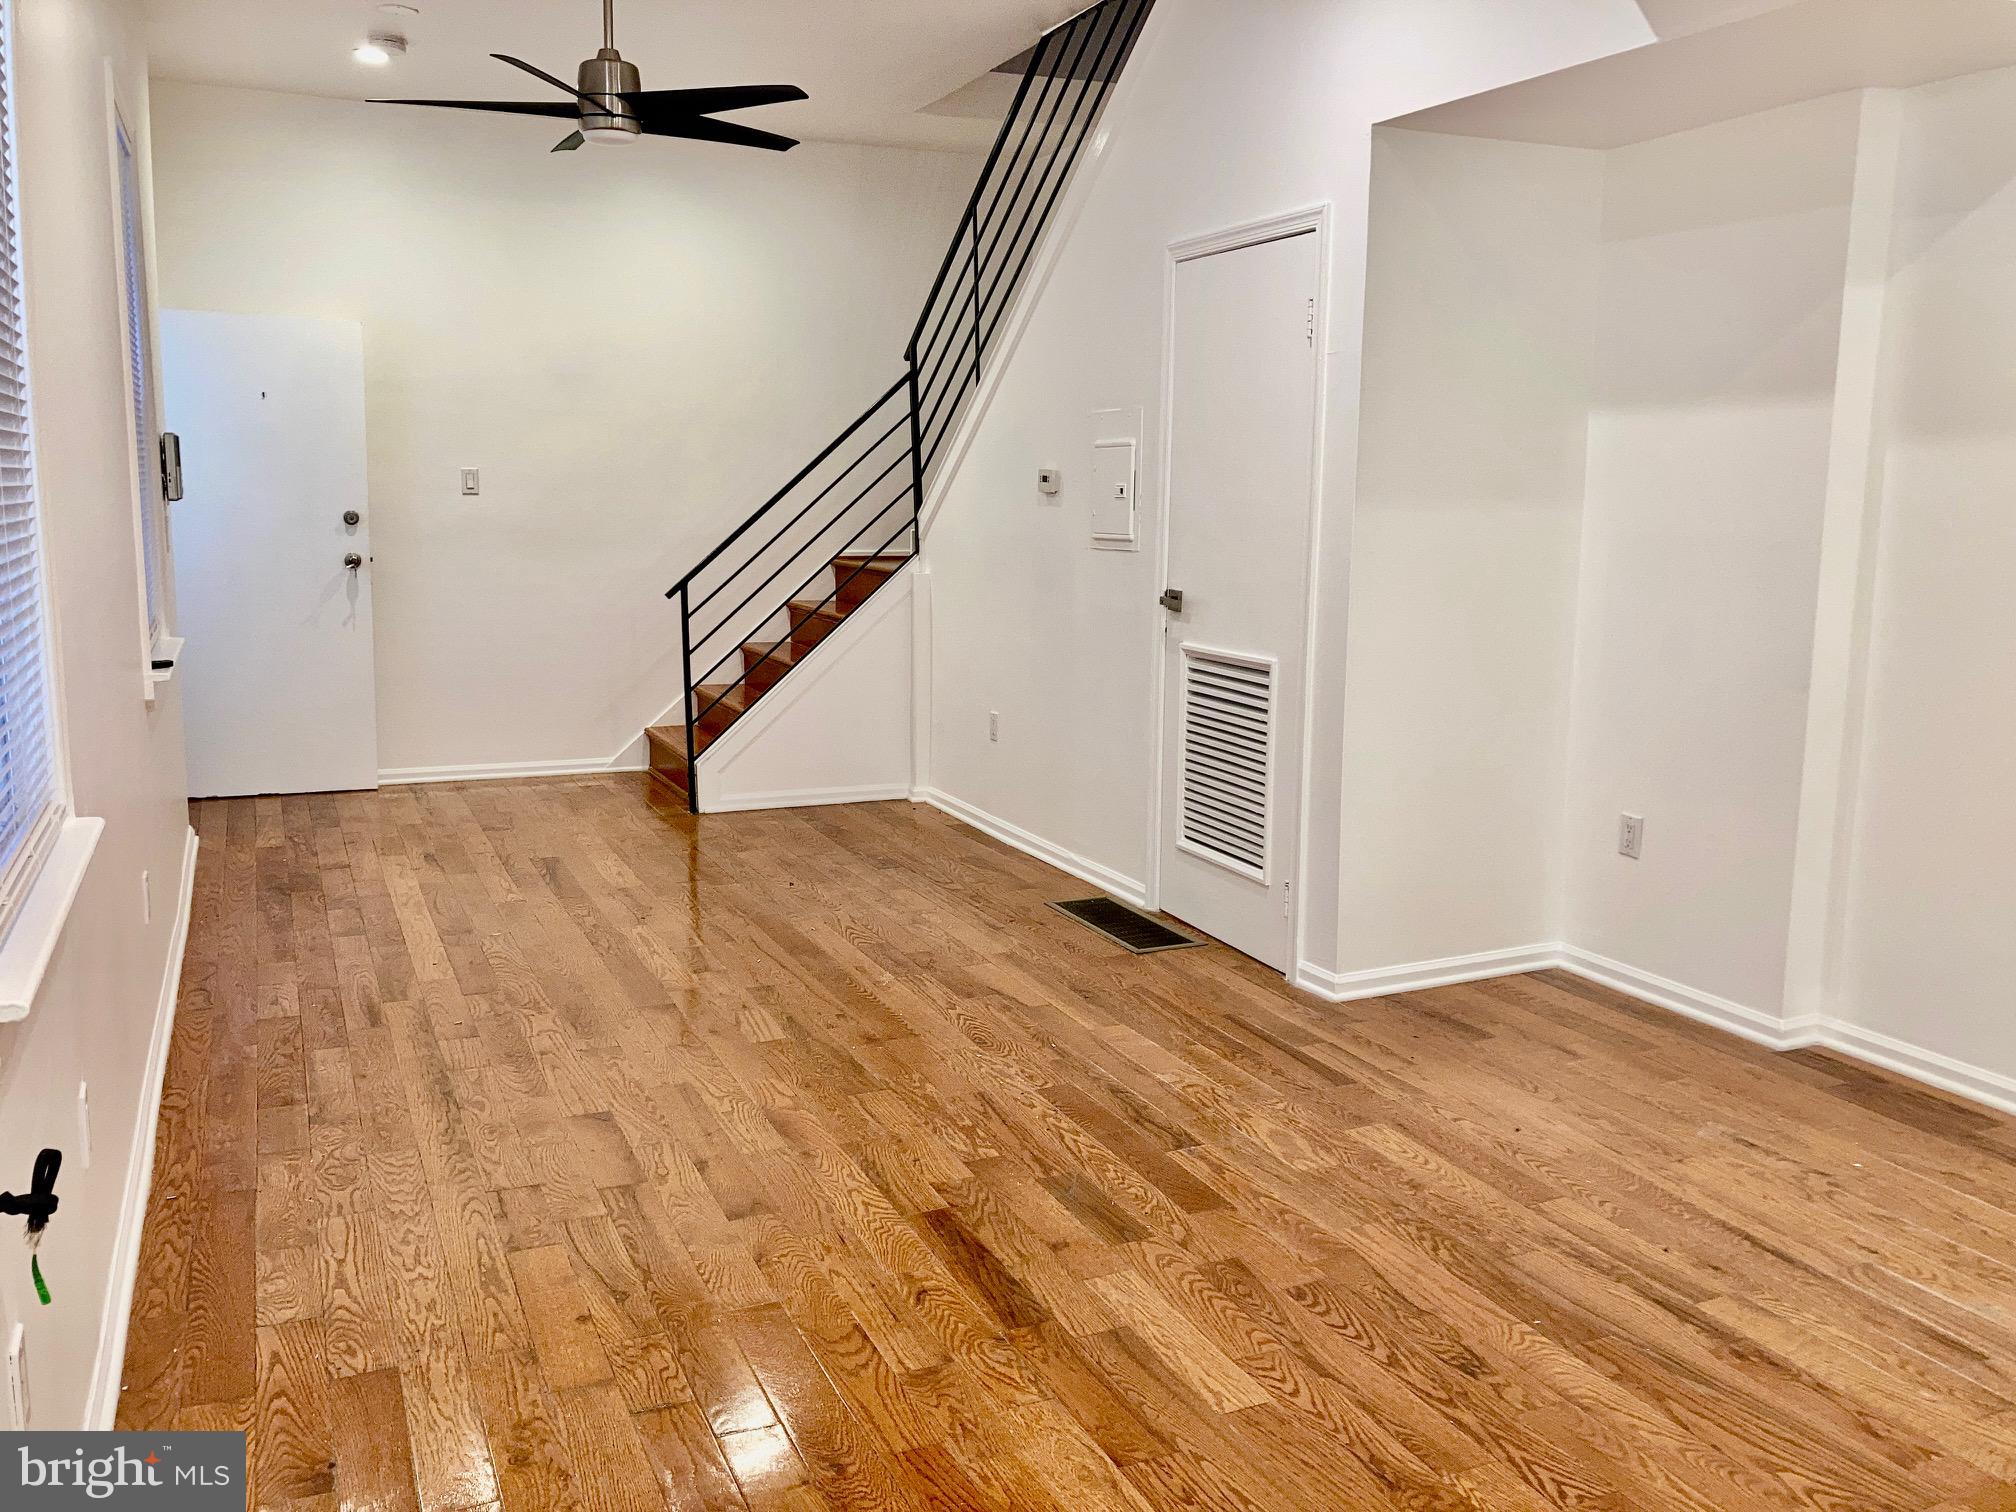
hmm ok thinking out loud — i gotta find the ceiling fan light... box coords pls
[355,31,408,67]
[582,126,639,145]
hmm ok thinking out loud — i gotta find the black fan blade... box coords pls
[640,114,800,153]
[624,84,807,118]
[372,98,581,118]
[552,131,586,153]
[492,54,621,114]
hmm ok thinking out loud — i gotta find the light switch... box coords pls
[460,468,481,496]
[1037,467,1062,497]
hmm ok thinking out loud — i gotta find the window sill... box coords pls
[0,816,105,1024]
[143,633,185,704]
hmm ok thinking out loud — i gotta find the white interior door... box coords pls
[165,311,378,798]
[1158,231,1320,970]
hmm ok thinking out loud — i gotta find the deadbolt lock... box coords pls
[1159,589,1185,613]
[343,510,361,527]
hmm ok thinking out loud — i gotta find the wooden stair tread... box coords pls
[695,684,748,714]
[645,725,689,764]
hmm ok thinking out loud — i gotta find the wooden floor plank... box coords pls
[117,778,2016,1510]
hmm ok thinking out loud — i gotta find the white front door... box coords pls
[1157,230,1320,970]
[165,311,379,798]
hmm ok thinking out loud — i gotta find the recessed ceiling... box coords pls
[139,0,1087,151]
[1389,0,2016,148]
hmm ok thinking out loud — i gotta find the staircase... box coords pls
[648,0,1157,810]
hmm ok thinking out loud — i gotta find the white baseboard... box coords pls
[379,756,647,787]
[705,784,915,815]
[84,823,198,1430]
[913,787,1151,909]
[1292,943,1561,1003]
[1815,1018,2016,1119]
[1294,934,2014,1118]
[1553,945,1823,1052]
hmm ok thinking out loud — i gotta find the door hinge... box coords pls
[1306,297,1316,348]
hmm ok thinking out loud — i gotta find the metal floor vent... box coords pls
[1049,897,1204,955]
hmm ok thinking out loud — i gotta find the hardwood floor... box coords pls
[118,776,2016,1511]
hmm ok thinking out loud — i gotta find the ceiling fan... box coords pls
[373,0,808,154]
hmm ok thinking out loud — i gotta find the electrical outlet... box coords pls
[141,869,152,925]
[4,1321,26,1429]
[77,1083,92,1169]
[988,712,1000,743]
[460,467,481,496]
[1619,813,1646,860]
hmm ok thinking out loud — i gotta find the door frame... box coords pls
[1144,205,1332,980]
[101,61,177,705]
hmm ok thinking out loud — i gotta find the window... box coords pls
[0,0,64,941]
[115,110,168,642]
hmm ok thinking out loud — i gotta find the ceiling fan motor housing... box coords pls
[578,48,642,141]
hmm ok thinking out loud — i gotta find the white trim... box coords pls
[707,784,915,815]
[1295,937,2016,1118]
[84,824,198,1430]
[694,568,913,785]
[105,69,173,700]
[1554,946,1823,1051]
[1815,1019,2016,1120]
[1292,943,1561,1003]
[379,755,647,787]
[913,787,1150,909]
[0,816,105,1023]
[1146,205,1332,982]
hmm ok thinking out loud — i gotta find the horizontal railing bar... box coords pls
[906,27,1058,361]
[692,449,913,647]
[668,372,909,598]
[979,7,1131,308]
[911,238,984,398]
[690,495,914,718]
[686,410,911,621]
[974,6,1107,263]
[974,9,1144,368]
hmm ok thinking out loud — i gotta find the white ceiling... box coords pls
[1391,0,2016,148]
[139,0,1083,151]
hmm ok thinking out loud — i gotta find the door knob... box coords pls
[344,553,364,571]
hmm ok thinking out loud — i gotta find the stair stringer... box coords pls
[692,567,915,813]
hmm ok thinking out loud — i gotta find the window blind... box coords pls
[0,4,65,937]
[116,113,165,638]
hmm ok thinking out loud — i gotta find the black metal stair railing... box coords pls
[663,0,1155,811]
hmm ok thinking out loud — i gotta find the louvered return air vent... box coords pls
[1177,647,1274,882]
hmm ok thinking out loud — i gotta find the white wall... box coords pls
[148,81,975,777]
[0,0,195,1427]
[1563,92,1861,1014]
[1834,65,2016,1087]
[1340,129,1600,973]
[919,0,1659,932]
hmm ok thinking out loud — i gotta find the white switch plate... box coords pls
[989,711,1000,743]
[78,1081,92,1169]
[141,869,152,925]
[1619,813,1646,860]
[1037,468,1062,497]
[460,467,481,496]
